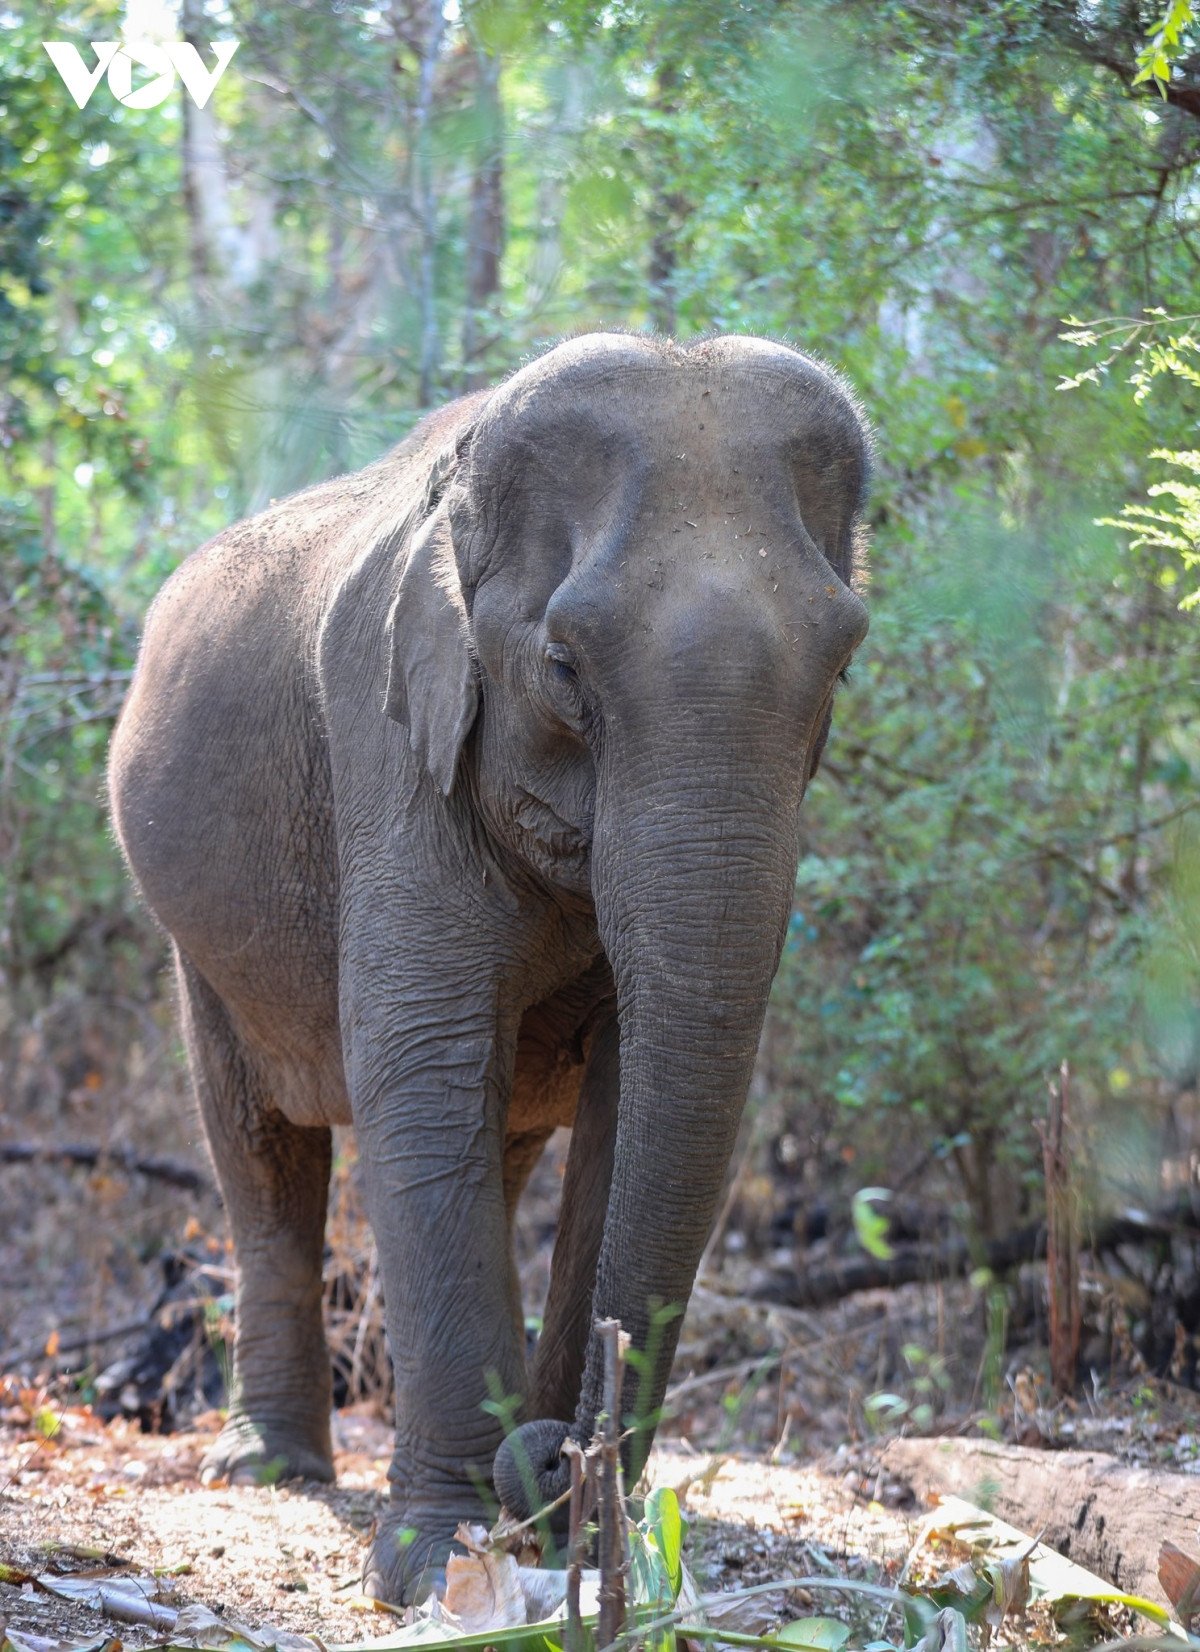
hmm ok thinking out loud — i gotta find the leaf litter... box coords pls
[906,1494,1184,1647]
[9,1476,1186,1652]
[4,1378,1193,1652]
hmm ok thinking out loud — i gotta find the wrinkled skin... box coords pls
[108,334,870,1603]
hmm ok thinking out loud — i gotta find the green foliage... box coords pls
[910,1498,1176,1643]
[773,1622,849,1651]
[1062,311,1200,611]
[850,1188,894,1262]
[629,1485,687,1652]
[1134,0,1196,94]
[1106,442,1200,610]
[3,0,1199,1271]
[865,1346,950,1433]
[634,1485,685,1605]
[774,486,1198,1234]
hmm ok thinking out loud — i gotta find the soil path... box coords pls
[0,1409,917,1648]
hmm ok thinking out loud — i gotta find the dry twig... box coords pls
[564,1438,589,1652]
[596,1318,629,1651]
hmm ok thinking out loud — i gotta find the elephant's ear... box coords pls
[384,499,479,797]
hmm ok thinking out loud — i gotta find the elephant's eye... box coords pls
[545,642,580,684]
[542,641,589,733]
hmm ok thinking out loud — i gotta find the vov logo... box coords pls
[43,39,238,110]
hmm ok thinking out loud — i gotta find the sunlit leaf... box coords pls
[851,1187,894,1260]
[774,1617,850,1651]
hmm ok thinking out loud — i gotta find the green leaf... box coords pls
[630,1534,673,1612]
[851,1187,895,1260]
[332,1621,569,1652]
[642,1486,686,1600]
[914,1559,991,1622]
[775,1618,850,1651]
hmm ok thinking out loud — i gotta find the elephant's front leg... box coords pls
[344,950,525,1605]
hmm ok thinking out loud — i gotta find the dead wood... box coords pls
[596,1318,629,1652]
[881,1435,1200,1609]
[4,1314,154,1368]
[1039,1061,1081,1394]
[563,1438,589,1652]
[0,1141,211,1194]
[751,1198,1199,1311]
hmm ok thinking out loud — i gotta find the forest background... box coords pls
[2,0,1200,1411]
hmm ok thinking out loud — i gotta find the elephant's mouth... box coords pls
[512,787,592,873]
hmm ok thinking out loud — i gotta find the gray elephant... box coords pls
[108,332,869,1602]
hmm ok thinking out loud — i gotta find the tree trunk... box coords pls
[412,1,447,407]
[647,61,685,336]
[462,46,503,389]
[180,0,276,305]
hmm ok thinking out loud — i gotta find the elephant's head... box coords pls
[387,333,869,1511]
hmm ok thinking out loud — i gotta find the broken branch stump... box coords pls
[1039,1060,1081,1395]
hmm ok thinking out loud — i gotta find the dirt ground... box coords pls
[0,1127,949,1649]
[4,1013,1199,1649]
[0,1078,928,1650]
[0,1401,920,1648]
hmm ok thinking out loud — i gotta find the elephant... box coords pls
[107,331,870,1603]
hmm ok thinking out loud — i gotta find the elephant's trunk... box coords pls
[579,771,798,1474]
[495,757,803,1521]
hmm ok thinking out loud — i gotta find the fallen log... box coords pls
[0,1140,211,1194]
[752,1201,1198,1311]
[881,1435,1200,1611]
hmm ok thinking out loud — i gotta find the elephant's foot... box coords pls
[362,1511,467,1606]
[199,1410,335,1487]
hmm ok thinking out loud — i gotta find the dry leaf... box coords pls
[443,1542,526,1633]
[916,1608,970,1652]
[452,1523,492,1556]
[1159,1540,1200,1626]
[675,1560,780,1639]
[36,1573,177,1633]
[0,1631,120,1652]
[169,1604,318,1652]
[705,1589,786,1635]
[982,1546,1033,1642]
[514,1568,570,1621]
[932,1561,987,1604]
[921,1496,1168,1634]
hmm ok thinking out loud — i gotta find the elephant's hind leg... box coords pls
[494,1016,617,1526]
[176,951,335,1485]
[530,1014,618,1423]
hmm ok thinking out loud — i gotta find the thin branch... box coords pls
[0,1141,212,1195]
